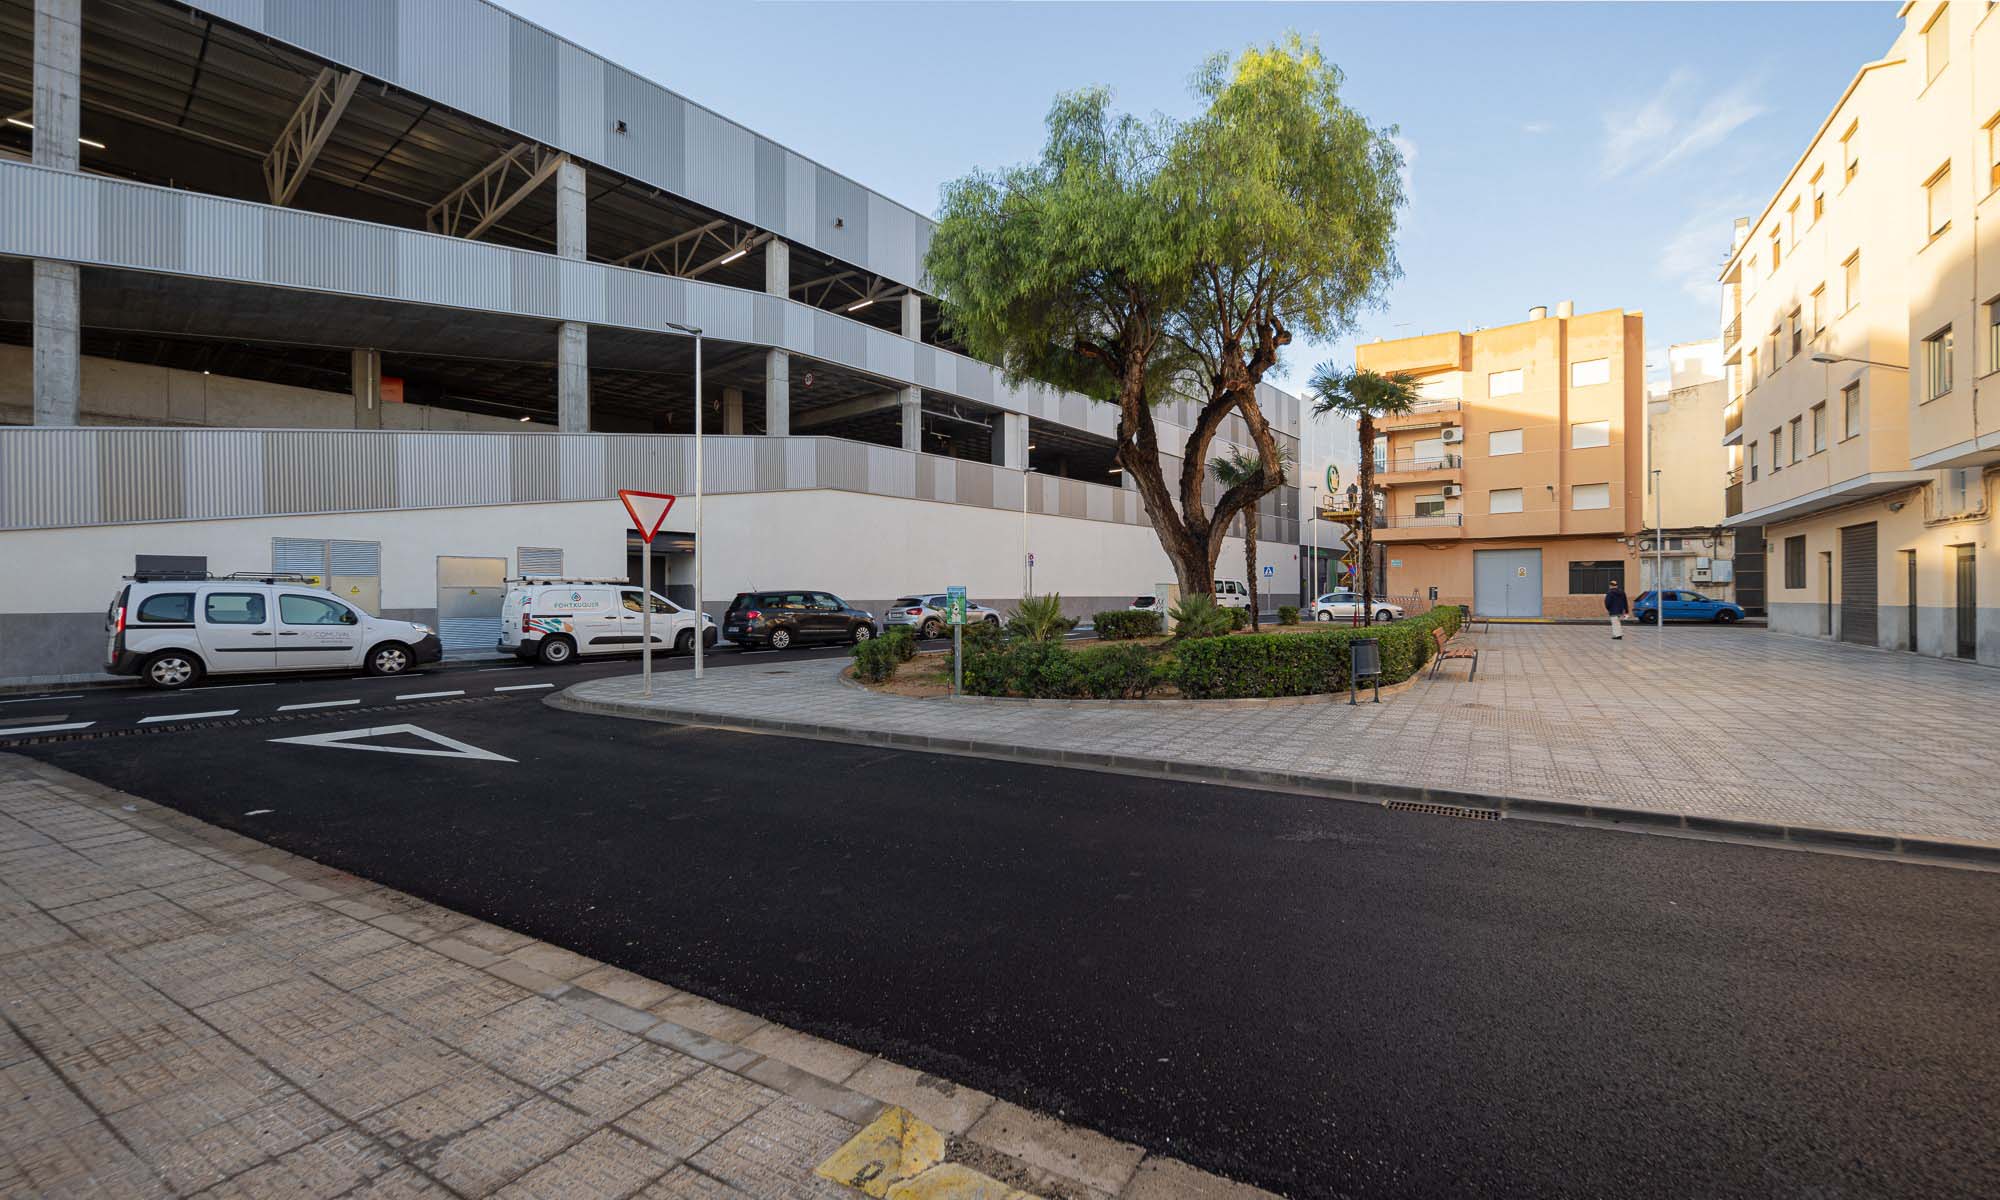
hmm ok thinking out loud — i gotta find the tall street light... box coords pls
[663,320,705,680]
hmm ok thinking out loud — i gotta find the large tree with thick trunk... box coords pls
[926,37,1402,600]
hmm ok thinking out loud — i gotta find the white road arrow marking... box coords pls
[267,723,515,763]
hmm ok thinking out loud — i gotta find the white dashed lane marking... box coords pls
[0,721,95,737]
[395,690,465,701]
[493,683,553,692]
[278,699,361,712]
[138,710,239,724]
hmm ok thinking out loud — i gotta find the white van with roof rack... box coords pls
[106,572,442,690]
[499,578,716,664]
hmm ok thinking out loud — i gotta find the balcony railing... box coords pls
[1723,401,1742,438]
[1725,480,1743,518]
[1380,513,1464,528]
[1375,453,1463,473]
[1724,314,1742,348]
[1405,399,1462,414]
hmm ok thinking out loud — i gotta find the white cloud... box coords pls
[1522,121,1552,135]
[1658,194,1756,306]
[1602,71,1766,178]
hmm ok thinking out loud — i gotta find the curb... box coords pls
[548,689,2000,871]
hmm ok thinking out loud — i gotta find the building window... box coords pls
[1488,368,1524,398]
[1788,308,1803,358]
[1570,357,1611,387]
[1748,347,1760,387]
[1843,253,1860,312]
[1488,428,1523,456]
[1810,286,1825,336]
[1842,382,1861,439]
[1987,296,2000,373]
[1811,166,1826,222]
[1570,420,1611,449]
[1489,487,1523,514]
[1413,492,1446,518]
[1926,163,1952,238]
[1749,441,1760,481]
[1988,114,2000,192]
[1789,416,1802,463]
[1925,325,1955,400]
[1786,198,1800,248]
[1569,561,1623,595]
[1811,402,1827,453]
[1785,535,1807,589]
[1924,4,1949,84]
[1769,232,1781,271]
[1771,427,1783,470]
[1840,121,1859,184]
[1571,482,1611,511]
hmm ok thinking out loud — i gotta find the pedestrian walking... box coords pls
[1605,580,1629,639]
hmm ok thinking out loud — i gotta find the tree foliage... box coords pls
[926,36,1403,597]
[1307,365,1420,626]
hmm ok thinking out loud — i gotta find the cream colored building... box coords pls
[1639,340,1739,602]
[1356,304,1646,618]
[1721,0,1996,662]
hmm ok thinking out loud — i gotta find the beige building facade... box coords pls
[1639,340,1741,603]
[1722,0,1997,662]
[1357,305,1646,618]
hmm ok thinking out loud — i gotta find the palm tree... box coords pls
[1307,364,1419,627]
[1209,445,1294,632]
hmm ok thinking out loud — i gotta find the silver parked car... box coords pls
[883,594,1004,639]
[1312,591,1404,623]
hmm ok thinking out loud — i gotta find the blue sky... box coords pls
[502,0,1895,398]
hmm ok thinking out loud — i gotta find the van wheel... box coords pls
[144,651,202,690]
[367,643,413,676]
[536,636,575,665]
[675,630,694,652]
[769,627,793,651]
[921,618,942,639]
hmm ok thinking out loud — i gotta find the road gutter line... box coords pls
[138,710,239,724]
[277,699,362,712]
[394,690,465,701]
[493,683,554,692]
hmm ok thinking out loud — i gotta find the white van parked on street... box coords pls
[1212,580,1252,609]
[107,574,442,689]
[500,578,716,665]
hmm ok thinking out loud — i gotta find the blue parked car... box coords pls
[1632,589,1745,625]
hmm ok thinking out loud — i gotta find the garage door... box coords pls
[437,556,506,653]
[1839,522,1878,646]
[1474,549,1543,618]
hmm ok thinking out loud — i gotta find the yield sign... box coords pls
[268,724,515,762]
[618,489,677,544]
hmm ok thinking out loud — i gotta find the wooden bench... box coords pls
[1429,624,1479,681]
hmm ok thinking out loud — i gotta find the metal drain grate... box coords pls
[1384,800,1502,821]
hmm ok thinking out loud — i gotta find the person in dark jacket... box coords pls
[1605,580,1629,639]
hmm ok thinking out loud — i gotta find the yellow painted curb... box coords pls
[886,1163,1038,1200]
[816,1107,948,1198]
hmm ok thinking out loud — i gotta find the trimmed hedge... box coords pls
[1173,605,1462,699]
[1093,610,1164,640]
[961,639,1170,699]
[882,626,919,662]
[1227,607,1250,631]
[850,635,900,683]
[1277,606,1300,626]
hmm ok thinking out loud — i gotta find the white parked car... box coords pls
[107,574,441,689]
[1312,591,1404,623]
[500,578,715,664]
[1212,580,1251,609]
[1128,595,1163,613]
[883,594,1003,639]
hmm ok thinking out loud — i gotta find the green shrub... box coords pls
[881,625,919,662]
[1168,593,1234,640]
[1092,610,1163,640]
[850,635,900,683]
[1008,593,1077,642]
[962,640,1168,699]
[1075,643,1170,698]
[1277,605,1300,626]
[1171,605,1463,699]
[1227,606,1249,631]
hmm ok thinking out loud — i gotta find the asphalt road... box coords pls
[14,694,2000,1200]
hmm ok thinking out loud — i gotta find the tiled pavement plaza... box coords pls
[0,757,1261,1200]
[568,626,2000,847]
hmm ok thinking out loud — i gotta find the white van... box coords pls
[1213,580,1251,609]
[500,578,716,665]
[107,574,441,689]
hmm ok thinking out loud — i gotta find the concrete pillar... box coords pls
[991,411,1027,469]
[901,292,922,342]
[557,323,589,432]
[350,348,382,430]
[722,386,744,435]
[555,159,586,261]
[766,238,790,297]
[31,0,82,427]
[899,386,923,453]
[765,350,789,436]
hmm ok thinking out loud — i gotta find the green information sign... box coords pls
[946,585,968,626]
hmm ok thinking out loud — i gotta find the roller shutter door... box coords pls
[1839,522,1877,646]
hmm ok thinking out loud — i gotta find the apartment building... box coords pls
[0,0,1302,680]
[1721,0,1996,663]
[1355,304,1646,618]
[1640,340,1745,607]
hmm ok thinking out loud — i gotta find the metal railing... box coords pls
[1401,399,1462,414]
[1723,401,1742,438]
[1724,314,1742,347]
[1380,513,1464,528]
[1375,453,1463,473]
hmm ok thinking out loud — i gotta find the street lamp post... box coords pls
[1019,467,1036,599]
[663,320,705,680]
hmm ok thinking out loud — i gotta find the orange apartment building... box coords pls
[1355,304,1647,617]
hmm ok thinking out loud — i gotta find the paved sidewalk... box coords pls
[562,626,2000,848]
[0,756,1263,1200]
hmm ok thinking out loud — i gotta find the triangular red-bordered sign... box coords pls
[618,489,677,544]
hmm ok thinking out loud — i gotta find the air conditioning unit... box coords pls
[1443,484,1463,498]
[1441,428,1465,444]
[1691,571,1714,584]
